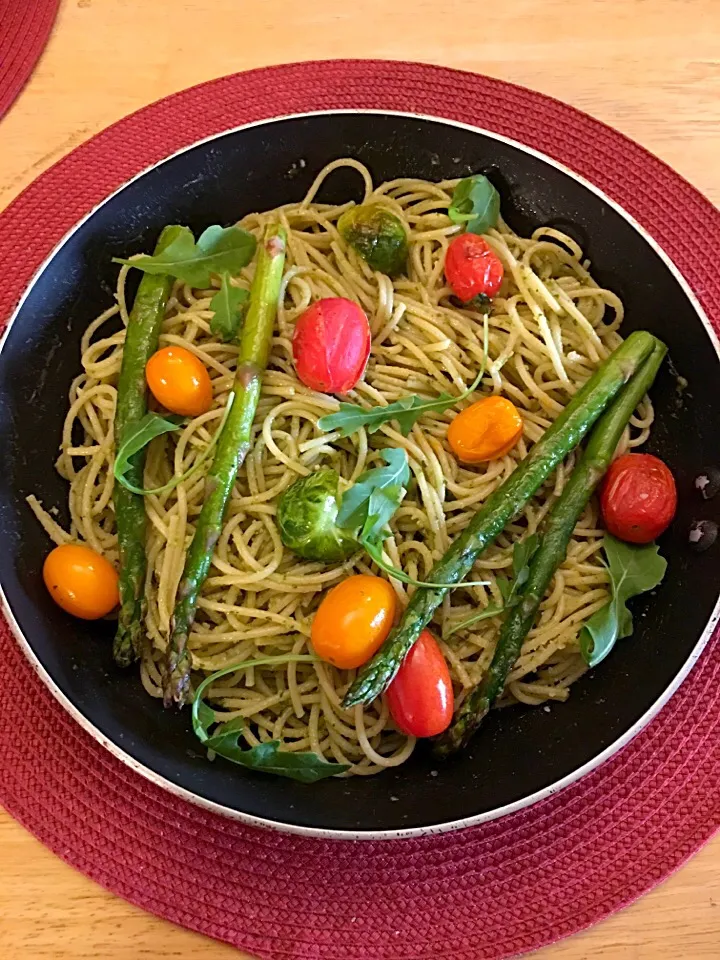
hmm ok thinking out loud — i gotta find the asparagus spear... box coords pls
[163,224,287,706]
[434,340,667,754]
[113,226,183,667]
[342,331,659,709]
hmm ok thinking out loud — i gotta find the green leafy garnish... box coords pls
[362,539,488,590]
[113,225,257,287]
[318,311,489,439]
[210,273,249,341]
[507,532,540,603]
[276,449,488,589]
[114,412,182,488]
[335,450,487,587]
[275,456,410,567]
[579,535,667,667]
[336,448,410,532]
[192,655,350,783]
[445,533,539,636]
[448,174,501,235]
[114,398,234,497]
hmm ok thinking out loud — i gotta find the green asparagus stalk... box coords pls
[342,330,659,709]
[163,224,287,706]
[113,226,183,667]
[434,340,667,755]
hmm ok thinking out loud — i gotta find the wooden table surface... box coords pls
[1,0,719,957]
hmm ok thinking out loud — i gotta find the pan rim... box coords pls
[2,107,719,840]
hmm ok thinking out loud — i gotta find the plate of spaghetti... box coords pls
[2,112,719,836]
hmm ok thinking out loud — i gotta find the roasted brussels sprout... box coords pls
[276,468,358,563]
[337,203,408,276]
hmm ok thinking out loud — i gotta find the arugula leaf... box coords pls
[448,175,501,234]
[114,412,183,488]
[340,450,489,588]
[580,536,667,668]
[205,724,348,783]
[445,533,539,636]
[318,311,490,439]
[359,486,407,544]
[363,538,489,590]
[114,225,257,287]
[336,448,410,532]
[210,272,249,341]
[497,574,512,604]
[192,655,350,783]
[445,602,504,637]
[114,397,234,496]
[509,532,540,601]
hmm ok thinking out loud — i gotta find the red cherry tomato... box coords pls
[292,297,371,394]
[600,453,677,544]
[445,233,504,303]
[386,629,453,738]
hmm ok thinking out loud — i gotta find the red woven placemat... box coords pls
[0,0,59,118]
[1,61,719,960]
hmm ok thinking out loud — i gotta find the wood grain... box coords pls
[1,0,719,957]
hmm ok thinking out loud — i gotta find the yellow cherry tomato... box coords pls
[145,346,213,417]
[311,574,397,669]
[448,395,523,464]
[43,544,119,620]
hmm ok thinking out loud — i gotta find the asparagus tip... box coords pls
[112,624,139,669]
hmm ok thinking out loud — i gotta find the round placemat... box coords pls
[1,61,719,960]
[0,0,60,118]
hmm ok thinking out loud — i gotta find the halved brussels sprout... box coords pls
[338,203,408,277]
[277,468,358,563]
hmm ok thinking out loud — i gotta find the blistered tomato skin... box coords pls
[145,345,213,417]
[43,544,120,619]
[445,233,504,303]
[292,298,371,394]
[600,453,677,544]
[386,629,453,738]
[311,574,396,669]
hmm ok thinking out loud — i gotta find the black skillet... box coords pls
[1,112,718,837]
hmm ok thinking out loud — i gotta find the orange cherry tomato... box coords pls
[43,544,119,620]
[448,395,523,464]
[386,629,453,738]
[145,346,213,417]
[311,574,396,669]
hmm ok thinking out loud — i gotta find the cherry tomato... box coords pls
[43,544,119,620]
[386,629,453,738]
[292,297,371,394]
[448,395,523,463]
[445,233,504,303]
[600,452,677,544]
[311,574,396,669]
[145,346,213,417]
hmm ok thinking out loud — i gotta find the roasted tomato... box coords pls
[600,452,677,543]
[445,233,504,303]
